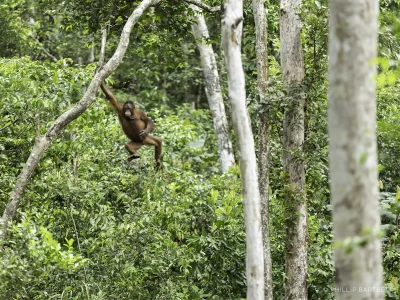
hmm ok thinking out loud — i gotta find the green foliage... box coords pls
[0,58,246,299]
[0,216,87,299]
[380,192,400,299]
[1,0,400,299]
[0,57,94,213]
[0,0,35,57]
[307,215,334,299]
[376,75,400,191]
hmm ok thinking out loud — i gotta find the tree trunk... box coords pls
[328,1,383,299]
[0,0,163,241]
[190,4,235,173]
[252,0,273,298]
[221,1,264,299]
[87,45,95,63]
[279,0,307,299]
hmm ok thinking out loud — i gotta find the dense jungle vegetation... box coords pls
[1,0,400,299]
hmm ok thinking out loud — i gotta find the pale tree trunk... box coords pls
[0,0,163,241]
[87,45,95,63]
[98,27,107,67]
[190,4,235,173]
[280,0,307,299]
[252,0,273,298]
[221,1,264,299]
[328,1,383,299]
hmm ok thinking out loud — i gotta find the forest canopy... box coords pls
[1,0,400,299]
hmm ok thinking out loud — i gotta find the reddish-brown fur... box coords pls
[100,83,162,167]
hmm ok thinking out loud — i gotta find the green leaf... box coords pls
[187,138,205,149]
[359,152,368,165]
[395,186,400,204]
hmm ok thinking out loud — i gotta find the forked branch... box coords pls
[184,0,220,12]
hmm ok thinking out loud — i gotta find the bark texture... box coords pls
[190,4,235,173]
[0,0,162,241]
[221,1,264,299]
[279,0,307,299]
[252,0,273,298]
[328,1,383,299]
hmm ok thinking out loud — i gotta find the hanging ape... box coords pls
[100,82,162,167]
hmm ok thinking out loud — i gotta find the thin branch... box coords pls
[184,0,220,12]
[98,27,108,69]
[30,36,58,62]
[0,120,17,132]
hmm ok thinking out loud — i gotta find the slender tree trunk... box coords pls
[221,1,264,299]
[98,27,107,67]
[0,0,163,241]
[328,1,383,299]
[279,0,307,299]
[190,4,235,173]
[252,0,273,298]
[87,46,95,63]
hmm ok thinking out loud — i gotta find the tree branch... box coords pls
[31,36,58,62]
[98,27,108,69]
[184,0,220,12]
